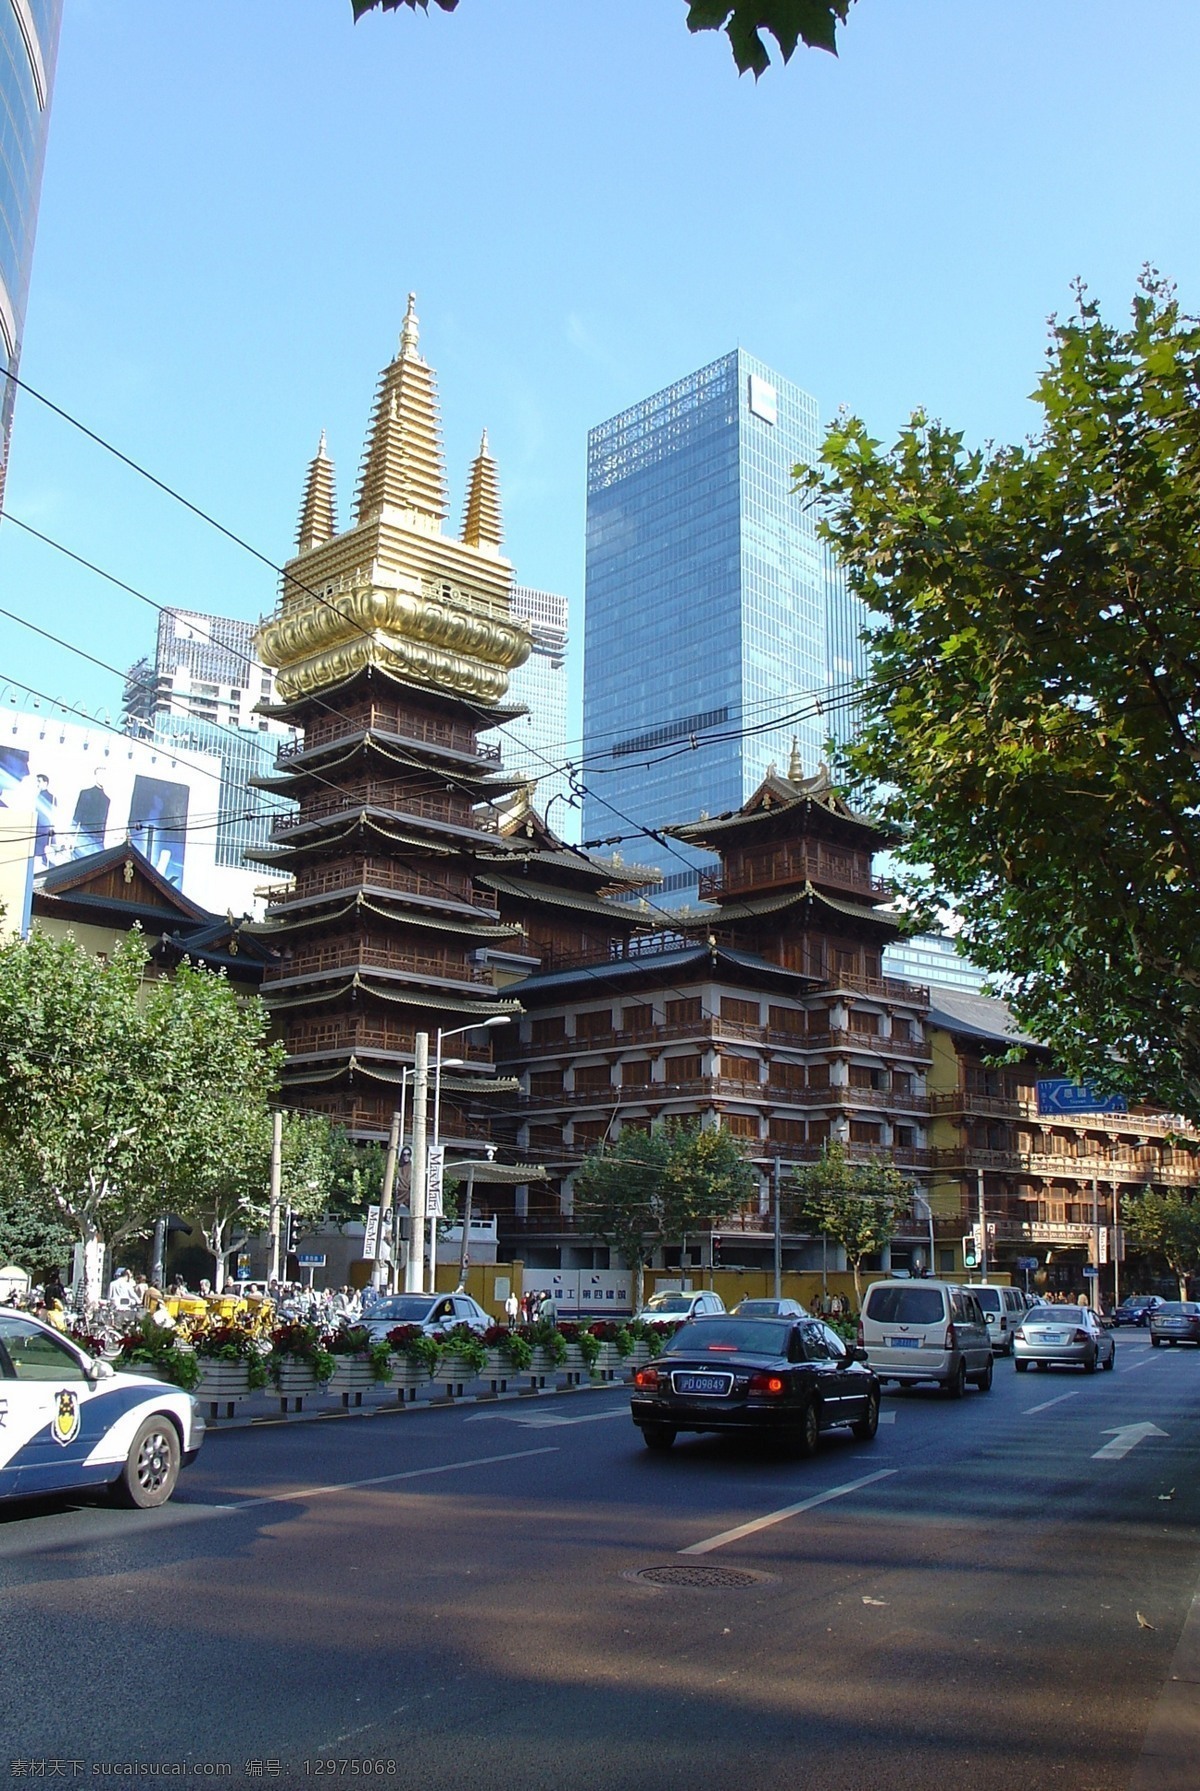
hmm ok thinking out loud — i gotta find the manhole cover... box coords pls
[626,1564,774,1590]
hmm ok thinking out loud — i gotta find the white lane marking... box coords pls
[1024,1390,1083,1415]
[465,1406,629,1429]
[1092,1422,1168,1461]
[1120,1355,1161,1372]
[202,1447,560,1513]
[679,1469,898,1557]
[878,1410,897,1425]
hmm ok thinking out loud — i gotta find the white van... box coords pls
[967,1283,1025,1355]
[859,1280,993,1396]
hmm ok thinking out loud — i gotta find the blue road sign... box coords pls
[296,1252,327,1267]
[1036,1078,1127,1117]
[1082,1265,1099,1278]
[1016,1256,1039,1271]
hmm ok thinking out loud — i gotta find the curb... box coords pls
[1129,1578,1200,1791]
[204,1373,631,1433]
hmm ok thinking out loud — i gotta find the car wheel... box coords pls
[1084,1349,1098,1374]
[1015,1358,1029,1373]
[852,1389,880,1441]
[111,1415,181,1509]
[641,1424,676,1452]
[974,1355,994,1393]
[1151,1336,1161,1348]
[1103,1346,1115,1370]
[793,1400,822,1457]
[945,1359,967,1399]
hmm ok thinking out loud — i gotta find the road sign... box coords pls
[1016,1255,1039,1271]
[296,1252,326,1268]
[363,1204,381,1260]
[1036,1078,1127,1117]
[235,1253,251,1281]
[1082,1264,1098,1277]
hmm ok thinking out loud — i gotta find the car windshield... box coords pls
[643,1293,694,1314]
[665,1319,790,1356]
[365,1296,436,1323]
[736,1301,782,1316]
[1121,1298,1152,1309]
[864,1286,945,1326]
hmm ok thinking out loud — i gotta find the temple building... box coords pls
[247,297,535,1145]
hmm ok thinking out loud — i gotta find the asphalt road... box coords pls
[2,1330,1197,1791]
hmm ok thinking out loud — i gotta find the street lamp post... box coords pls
[426,1015,511,1290]
[912,1191,936,1278]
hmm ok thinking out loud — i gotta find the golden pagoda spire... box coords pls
[460,428,504,553]
[295,430,338,554]
[788,735,803,781]
[354,293,449,527]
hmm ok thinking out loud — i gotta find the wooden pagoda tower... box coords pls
[249,297,534,1142]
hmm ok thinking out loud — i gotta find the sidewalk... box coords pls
[1129,1579,1200,1791]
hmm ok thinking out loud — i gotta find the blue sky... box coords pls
[3,0,1199,770]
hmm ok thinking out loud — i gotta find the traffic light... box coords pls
[285,1212,300,1256]
[712,1234,723,1268]
[962,1233,980,1270]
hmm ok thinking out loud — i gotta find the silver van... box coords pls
[967,1283,1026,1355]
[859,1280,993,1396]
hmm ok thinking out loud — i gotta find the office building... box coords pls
[883,928,988,995]
[122,606,294,881]
[0,0,61,497]
[502,584,571,825]
[582,349,868,900]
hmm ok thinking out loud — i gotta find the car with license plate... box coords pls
[0,1310,204,1508]
[629,1315,880,1455]
[1149,1301,1200,1347]
[354,1291,491,1341]
[1113,1295,1164,1328]
[966,1283,1026,1355]
[634,1289,726,1324]
[858,1280,993,1396]
[1013,1304,1115,1373]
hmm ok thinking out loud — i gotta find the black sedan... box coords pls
[630,1315,880,1455]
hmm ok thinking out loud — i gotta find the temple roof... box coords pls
[666,761,894,849]
[354,294,448,524]
[679,880,901,937]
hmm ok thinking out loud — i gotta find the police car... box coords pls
[0,1310,205,1508]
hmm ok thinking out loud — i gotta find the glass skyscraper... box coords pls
[0,0,62,496]
[582,349,866,899]
[503,584,572,828]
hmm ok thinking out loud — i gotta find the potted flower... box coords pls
[527,1318,568,1388]
[114,1317,203,1393]
[190,1318,270,1418]
[435,1323,489,1396]
[269,1321,336,1412]
[480,1324,532,1392]
[556,1322,601,1384]
[327,1324,393,1408]
[387,1325,442,1401]
[624,1316,654,1369]
[587,1320,628,1381]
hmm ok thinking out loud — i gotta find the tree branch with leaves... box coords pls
[785,1141,903,1304]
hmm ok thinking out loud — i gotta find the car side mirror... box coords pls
[848,1345,869,1364]
[89,1357,116,1381]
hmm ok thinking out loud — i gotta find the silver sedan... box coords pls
[1013,1305,1116,1373]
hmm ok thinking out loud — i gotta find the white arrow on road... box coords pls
[465,1406,629,1428]
[1092,1422,1168,1460]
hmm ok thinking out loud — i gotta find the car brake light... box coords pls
[1000,1317,1008,1332]
[748,1372,785,1396]
[634,1367,659,1389]
[1072,1328,1090,1344]
[944,1325,956,1350]
[1013,1328,1026,1341]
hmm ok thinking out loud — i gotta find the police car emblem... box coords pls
[52,1389,81,1447]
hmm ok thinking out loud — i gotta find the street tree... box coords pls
[574,1120,755,1308]
[0,1158,74,1279]
[0,927,287,1302]
[786,1141,903,1304]
[1122,1187,1200,1300]
[803,274,1200,1125]
[350,0,856,78]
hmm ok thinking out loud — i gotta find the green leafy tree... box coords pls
[573,1120,754,1308]
[350,0,855,78]
[804,274,1200,1124]
[786,1141,903,1304]
[0,928,289,1303]
[0,1157,74,1279]
[1122,1187,1200,1299]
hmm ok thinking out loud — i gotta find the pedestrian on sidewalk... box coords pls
[504,1290,519,1328]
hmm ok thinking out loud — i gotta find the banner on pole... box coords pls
[427,1146,445,1220]
[363,1203,381,1260]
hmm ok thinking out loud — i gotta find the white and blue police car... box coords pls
[0,1310,205,1508]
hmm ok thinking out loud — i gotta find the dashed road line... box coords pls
[679,1469,898,1557]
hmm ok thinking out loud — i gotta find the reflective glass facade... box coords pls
[583,350,867,896]
[0,0,60,487]
[503,585,572,825]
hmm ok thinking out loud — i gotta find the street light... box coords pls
[424,1016,511,1288]
[911,1191,936,1278]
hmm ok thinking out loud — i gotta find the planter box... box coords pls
[330,1355,387,1409]
[274,1359,331,1413]
[560,1344,589,1386]
[389,1356,435,1403]
[591,1343,624,1382]
[482,1347,523,1393]
[195,1357,253,1419]
[627,1341,652,1369]
[524,1346,561,1391]
[439,1353,485,1398]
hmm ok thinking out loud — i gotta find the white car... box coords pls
[0,1311,205,1508]
[635,1289,726,1324]
[354,1292,492,1341]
